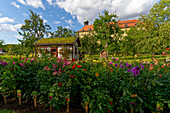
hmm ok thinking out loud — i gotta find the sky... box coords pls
[0,0,160,44]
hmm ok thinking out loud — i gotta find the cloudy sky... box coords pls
[0,0,160,44]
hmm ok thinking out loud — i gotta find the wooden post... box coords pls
[19,97,21,105]
[131,108,134,113]
[34,99,37,108]
[3,95,7,104]
[85,102,88,113]
[67,102,69,112]
[50,105,52,111]
[72,45,73,60]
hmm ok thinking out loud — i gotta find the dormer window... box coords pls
[81,29,84,31]
[125,24,128,27]
[89,28,91,31]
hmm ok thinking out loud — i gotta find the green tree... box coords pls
[0,39,5,48]
[80,33,99,57]
[51,26,76,38]
[93,10,122,57]
[122,27,142,58]
[138,0,170,60]
[18,10,51,57]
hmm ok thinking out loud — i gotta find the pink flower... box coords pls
[19,63,24,66]
[111,57,114,59]
[13,62,15,65]
[115,58,118,60]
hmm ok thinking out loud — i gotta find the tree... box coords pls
[0,39,5,48]
[93,10,122,57]
[50,26,76,38]
[18,10,51,57]
[80,33,99,57]
[138,0,170,60]
[122,27,143,58]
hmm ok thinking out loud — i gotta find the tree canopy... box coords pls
[93,10,123,56]
[18,10,51,57]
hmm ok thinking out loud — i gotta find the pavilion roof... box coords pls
[34,37,81,46]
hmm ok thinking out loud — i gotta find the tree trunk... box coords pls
[89,50,91,57]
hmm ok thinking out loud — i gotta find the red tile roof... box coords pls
[77,19,138,32]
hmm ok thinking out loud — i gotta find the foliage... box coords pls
[80,32,99,56]
[93,10,123,55]
[138,0,170,57]
[18,10,51,57]
[0,48,169,112]
[59,46,72,59]
[50,26,76,38]
[0,39,5,49]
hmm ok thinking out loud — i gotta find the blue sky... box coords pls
[0,0,160,44]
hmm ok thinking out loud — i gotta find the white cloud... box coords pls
[43,19,48,23]
[47,0,53,5]
[72,16,75,19]
[11,1,20,8]
[61,16,65,20]
[50,14,52,17]
[55,0,159,24]
[39,15,43,19]
[0,17,14,23]
[0,24,22,32]
[65,26,70,29]
[57,15,59,17]
[65,19,73,27]
[17,0,26,5]
[54,21,60,24]
[17,0,45,10]
[0,13,2,16]
[23,13,28,17]
[14,35,23,39]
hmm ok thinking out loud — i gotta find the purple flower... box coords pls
[30,60,33,63]
[115,63,118,67]
[130,102,136,107]
[127,69,132,72]
[2,62,7,66]
[120,64,124,68]
[140,64,144,70]
[132,67,140,76]
[135,66,140,70]
[13,62,15,65]
[19,63,24,67]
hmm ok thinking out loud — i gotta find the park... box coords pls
[0,0,169,113]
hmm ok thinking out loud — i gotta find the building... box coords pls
[76,19,138,38]
[34,37,81,60]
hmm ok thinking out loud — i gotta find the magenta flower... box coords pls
[19,63,24,67]
[30,60,33,63]
[0,60,3,62]
[127,69,132,72]
[111,57,114,59]
[130,102,136,107]
[2,62,7,66]
[115,58,118,60]
[13,62,15,65]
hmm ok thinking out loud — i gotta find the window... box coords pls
[125,24,128,27]
[75,47,77,55]
[52,49,56,52]
[89,28,91,31]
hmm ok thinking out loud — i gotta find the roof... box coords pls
[34,37,81,47]
[77,19,138,32]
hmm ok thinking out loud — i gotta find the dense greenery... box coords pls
[0,54,169,112]
[18,10,51,57]
[50,26,76,38]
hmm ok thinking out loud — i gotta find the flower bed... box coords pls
[0,55,169,113]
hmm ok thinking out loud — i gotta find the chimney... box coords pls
[84,20,89,26]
